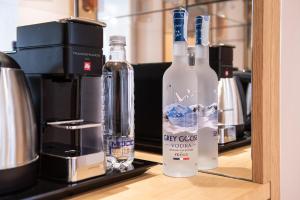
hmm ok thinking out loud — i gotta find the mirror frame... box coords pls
[252,0,280,199]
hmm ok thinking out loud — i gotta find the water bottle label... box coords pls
[109,139,134,160]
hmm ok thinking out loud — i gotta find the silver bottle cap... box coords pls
[109,35,126,46]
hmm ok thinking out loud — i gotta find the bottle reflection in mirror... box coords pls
[194,16,219,170]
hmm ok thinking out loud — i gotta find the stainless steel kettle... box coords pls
[218,73,245,143]
[209,45,245,144]
[0,52,38,194]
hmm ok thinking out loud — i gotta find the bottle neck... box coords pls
[172,41,188,64]
[109,45,126,61]
[195,45,209,66]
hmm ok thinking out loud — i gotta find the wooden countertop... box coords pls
[204,146,252,180]
[67,146,270,200]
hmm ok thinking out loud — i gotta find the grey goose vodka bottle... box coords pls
[162,9,199,177]
[194,16,219,170]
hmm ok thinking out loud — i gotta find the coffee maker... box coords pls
[10,18,107,182]
[209,45,246,144]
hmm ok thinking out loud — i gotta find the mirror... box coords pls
[98,0,253,180]
[0,0,253,181]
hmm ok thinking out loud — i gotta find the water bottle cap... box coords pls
[109,35,126,46]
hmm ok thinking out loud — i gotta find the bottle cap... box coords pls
[109,35,126,46]
[173,9,186,19]
[173,9,188,42]
[195,16,210,46]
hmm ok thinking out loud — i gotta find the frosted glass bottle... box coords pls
[194,16,219,170]
[162,9,198,177]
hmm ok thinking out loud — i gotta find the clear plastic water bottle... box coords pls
[102,36,134,171]
[162,9,199,177]
[194,16,219,170]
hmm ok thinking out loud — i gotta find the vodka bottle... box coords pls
[162,9,198,177]
[194,16,219,170]
[102,36,134,171]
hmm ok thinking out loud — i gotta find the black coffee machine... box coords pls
[10,18,107,182]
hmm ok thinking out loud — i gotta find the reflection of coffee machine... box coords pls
[10,18,106,182]
[209,45,245,144]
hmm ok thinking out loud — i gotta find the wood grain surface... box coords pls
[67,147,270,200]
[67,164,269,200]
[136,146,252,180]
[252,0,280,199]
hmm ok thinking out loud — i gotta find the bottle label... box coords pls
[198,103,218,163]
[173,10,187,42]
[163,132,198,161]
[198,103,218,130]
[109,139,134,160]
[163,103,198,161]
[163,103,198,132]
[195,15,210,45]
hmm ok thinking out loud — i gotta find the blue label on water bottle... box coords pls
[109,139,134,159]
[110,140,134,148]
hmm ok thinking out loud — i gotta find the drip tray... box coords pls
[42,142,99,157]
[0,159,158,200]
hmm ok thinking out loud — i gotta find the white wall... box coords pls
[0,0,70,51]
[97,0,131,62]
[0,0,18,51]
[280,0,300,199]
[18,0,70,26]
[97,0,163,64]
[130,0,163,64]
